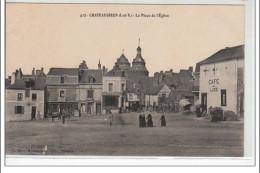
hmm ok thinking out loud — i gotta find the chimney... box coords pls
[189,66,193,72]
[32,68,35,76]
[17,68,22,79]
[102,66,108,75]
[41,67,44,72]
[102,66,105,75]
[11,72,16,84]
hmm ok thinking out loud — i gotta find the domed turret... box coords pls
[114,50,131,70]
[131,39,149,76]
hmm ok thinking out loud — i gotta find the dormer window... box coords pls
[17,93,23,101]
[60,77,65,84]
[88,75,96,83]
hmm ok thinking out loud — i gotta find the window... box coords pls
[221,90,227,106]
[87,90,93,98]
[88,75,96,83]
[129,94,133,100]
[32,93,37,101]
[108,83,113,92]
[137,94,140,100]
[122,83,125,91]
[162,94,166,98]
[60,90,65,97]
[15,106,24,114]
[60,77,65,84]
[17,93,23,101]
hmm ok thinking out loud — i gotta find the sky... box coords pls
[6,3,245,77]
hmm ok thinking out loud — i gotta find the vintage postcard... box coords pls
[3,0,256,166]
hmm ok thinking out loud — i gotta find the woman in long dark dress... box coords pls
[139,114,143,127]
[160,115,166,126]
[147,114,153,127]
[142,114,146,127]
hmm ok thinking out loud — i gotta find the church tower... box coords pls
[131,39,149,76]
[98,59,101,70]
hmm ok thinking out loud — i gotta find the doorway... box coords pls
[87,103,92,114]
[201,93,207,113]
[31,106,36,120]
[96,103,101,114]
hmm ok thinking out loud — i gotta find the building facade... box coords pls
[102,76,126,114]
[79,69,103,115]
[45,68,80,116]
[6,78,46,121]
[196,45,244,116]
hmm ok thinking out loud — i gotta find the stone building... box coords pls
[195,45,244,116]
[102,76,126,114]
[79,68,103,115]
[6,77,46,121]
[6,67,46,121]
[45,68,80,116]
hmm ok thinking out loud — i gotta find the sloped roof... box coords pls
[79,69,103,84]
[195,45,244,72]
[5,78,11,88]
[8,79,26,89]
[126,80,140,93]
[178,77,193,91]
[146,84,165,95]
[139,76,156,89]
[116,54,130,64]
[169,90,194,102]
[33,78,46,90]
[179,69,192,78]
[47,68,78,75]
[7,78,46,90]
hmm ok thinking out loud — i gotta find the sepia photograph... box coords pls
[2,0,257,167]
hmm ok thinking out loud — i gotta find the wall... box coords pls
[127,93,140,102]
[46,75,78,84]
[199,58,244,114]
[79,84,103,114]
[5,89,45,121]
[158,85,171,97]
[46,86,79,102]
[145,95,158,107]
[103,76,126,93]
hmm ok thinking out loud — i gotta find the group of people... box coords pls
[139,114,166,127]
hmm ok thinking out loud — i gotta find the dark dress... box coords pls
[160,115,166,126]
[142,114,146,127]
[139,114,143,127]
[147,114,153,127]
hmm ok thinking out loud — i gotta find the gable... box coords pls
[159,85,171,94]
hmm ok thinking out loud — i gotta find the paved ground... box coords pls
[5,111,244,156]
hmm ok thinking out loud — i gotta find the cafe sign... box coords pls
[209,78,219,92]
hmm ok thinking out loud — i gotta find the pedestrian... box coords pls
[109,114,114,126]
[160,115,166,126]
[147,114,153,127]
[142,114,146,127]
[139,114,143,127]
[37,111,41,120]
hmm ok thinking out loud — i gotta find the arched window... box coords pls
[88,75,96,83]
